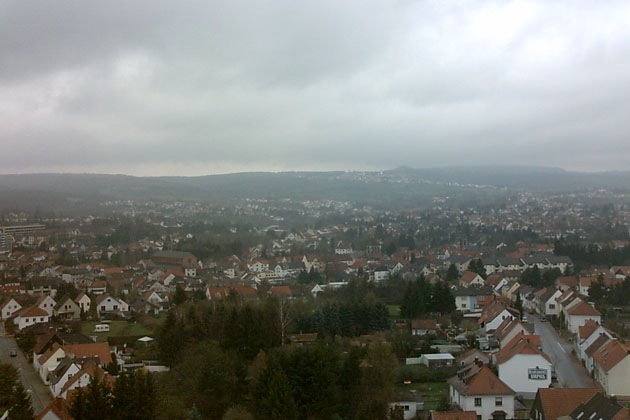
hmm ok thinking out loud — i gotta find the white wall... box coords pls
[498,354,552,396]
[450,386,515,420]
[597,356,630,397]
[485,310,515,332]
[568,315,601,334]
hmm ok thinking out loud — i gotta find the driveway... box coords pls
[0,323,53,414]
[532,316,597,388]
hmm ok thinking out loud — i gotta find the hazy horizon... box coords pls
[3,1,630,175]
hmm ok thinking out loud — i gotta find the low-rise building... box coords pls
[448,366,515,420]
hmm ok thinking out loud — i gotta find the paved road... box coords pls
[0,323,52,414]
[532,315,597,389]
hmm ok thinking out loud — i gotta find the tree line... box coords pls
[400,277,456,318]
[70,369,156,420]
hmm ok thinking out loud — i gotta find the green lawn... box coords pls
[81,321,152,342]
[396,381,448,409]
[387,305,401,318]
[139,312,168,331]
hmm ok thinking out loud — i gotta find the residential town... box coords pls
[1,189,630,420]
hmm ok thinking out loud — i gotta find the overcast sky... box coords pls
[2,1,630,176]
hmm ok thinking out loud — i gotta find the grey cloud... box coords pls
[2,0,630,175]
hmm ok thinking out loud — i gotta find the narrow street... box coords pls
[0,323,52,414]
[531,315,597,389]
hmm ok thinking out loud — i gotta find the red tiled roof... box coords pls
[18,305,49,318]
[460,366,515,395]
[579,320,601,341]
[62,342,112,364]
[411,319,438,330]
[34,398,74,420]
[535,388,601,420]
[432,411,477,420]
[460,271,482,284]
[593,340,630,372]
[495,335,549,365]
[568,301,601,316]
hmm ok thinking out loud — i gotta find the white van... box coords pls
[94,324,110,332]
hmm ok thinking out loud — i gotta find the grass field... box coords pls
[81,321,152,342]
[396,381,448,410]
[388,304,401,318]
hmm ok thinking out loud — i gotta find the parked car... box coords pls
[10,349,17,357]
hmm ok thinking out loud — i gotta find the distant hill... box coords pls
[1,166,629,212]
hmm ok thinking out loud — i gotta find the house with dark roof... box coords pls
[584,333,614,374]
[568,392,629,420]
[577,320,614,363]
[448,366,515,420]
[411,319,438,336]
[530,388,601,420]
[478,300,518,332]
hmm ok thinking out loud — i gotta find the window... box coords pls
[475,398,482,407]
[549,304,555,309]
[495,397,502,406]
[462,303,467,308]
[477,416,482,420]
[40,317,44,321]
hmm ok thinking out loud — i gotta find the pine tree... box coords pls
[174,285,187,305]
[446,264,459,281]
[8,382,34,420]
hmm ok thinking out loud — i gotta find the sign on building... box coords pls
[528,368,548,380]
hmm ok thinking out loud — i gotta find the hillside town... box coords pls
[2,190,630,420]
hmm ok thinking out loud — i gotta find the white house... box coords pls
[540,288,563,318]
[49,360,82,397]
[36,346,66,384]
[14,306,50,330]
[479,301,518,332]
[593,340,630,398]
[577,320,615,362]
[74,293,91,313]
[494,319,530,349]
[1,298,22,320]
[566,301,601,334]
[36,295,56,317]
[495,336,552,397]
[459,271,486,288]
[448,366,516,420]
[411,319,438,336]
[95,294,129,315]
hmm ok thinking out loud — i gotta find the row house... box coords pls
[592,340,630,398]
[531,388,601,420]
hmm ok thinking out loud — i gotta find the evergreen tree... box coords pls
[514,292,524,320]
[446,264,459,282]
[8,382,33,420]
[174,285,187,305]
[253,359,298,420]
